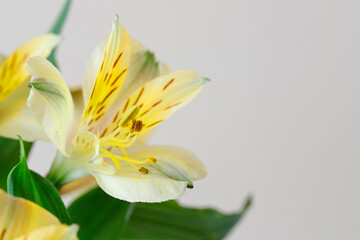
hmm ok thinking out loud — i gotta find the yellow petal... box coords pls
[0,52,6,66]
[0,34,61,104]
[27,56,74,156]
[102,39,171,137]
[14,225,78,240]
[0,189,66,240]
[100,70,207,139]
[80,16,130,132]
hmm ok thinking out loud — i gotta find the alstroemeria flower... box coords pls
[0,34,60,141]
[27,16,207,202]
[0,189,78,240]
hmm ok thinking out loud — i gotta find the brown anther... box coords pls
[128,119,143,132]
[138,167,149,174]
[147,157,157,164]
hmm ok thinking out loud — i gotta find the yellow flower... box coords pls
[0,34,60,141]
[26,16,207,202]
[0,189,78,240]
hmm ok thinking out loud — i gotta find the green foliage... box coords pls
[48,0,73,67]
[0,136,32,190]
[122,197,252,240]
[69,187,252,240]
[7,137,71,224]
[68,187,135,240]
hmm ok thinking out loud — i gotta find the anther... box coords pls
[119,105,140,128]
[146,157,157,164]
[128,119,143,132]
[138,167,149,174]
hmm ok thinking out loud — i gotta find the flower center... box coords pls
[98,105,156,174]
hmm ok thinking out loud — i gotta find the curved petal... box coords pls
[93,145,206,202]
[100,39,171,136]
[128,145,207,182]
[82,40,106,105]
[47,131,114,188]
[0,189,62,240]
[93,165,187,203]
[14,225,78,240]
[69,86,84,135]
[27,56,73,155]
[0,80,48,141]
[79,16,130,132]
[117,39,171,101]
[0,34,61,104]
[101,70,208,139]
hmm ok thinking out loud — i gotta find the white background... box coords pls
[2,0,360,239]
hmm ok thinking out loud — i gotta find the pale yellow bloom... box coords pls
[27,16,207,202]
[0,34,60,141]
[0,189,78,240]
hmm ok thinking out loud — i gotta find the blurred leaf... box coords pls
[48,0,73,67]
[121,197,252,240]
[0,136,32,190]
[69,187,252,240]
[68,187,135,240]
[7,136,71,224]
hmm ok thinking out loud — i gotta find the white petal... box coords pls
[92,145,206,202]
[93,165,187,203]
[128,145,207,181]
[82,40,106,105]
[26,56,74,155]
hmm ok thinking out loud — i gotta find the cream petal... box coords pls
[0,189,62,240]
[47,131,114,187]
[92,145,206,202]
[0,80,48,141]
[128,145,207,182]
[26,56,74,155]
[82,40,106,105]
[93,165,187,203]
[69,86,84,135]
[14,225,78,240]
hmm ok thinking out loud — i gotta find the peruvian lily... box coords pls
[27,16,207,202]
[0,189,78,240]
[0,34,60,141]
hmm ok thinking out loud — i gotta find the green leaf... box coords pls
[47,0,73,67]
[69,187,252,240]
[0,136,32,190]
[7,136,71,224]
[121,197,252,240]
[68,187,135,240]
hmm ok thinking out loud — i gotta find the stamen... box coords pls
[138,167,149,174]
[147,157,157,164]
[100,148,121,169]
[128,119,143,132]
